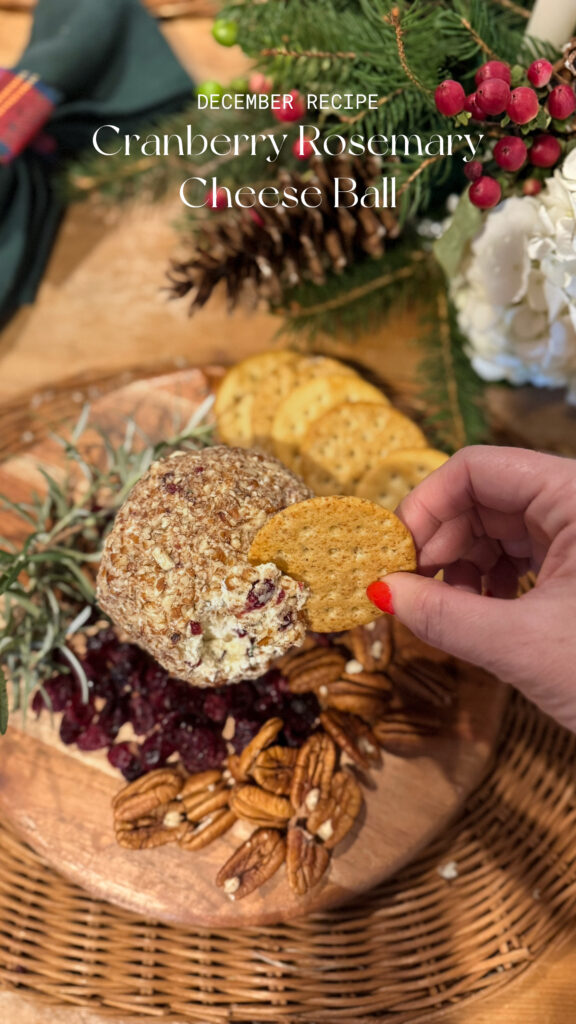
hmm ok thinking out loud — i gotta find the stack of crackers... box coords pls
[216,351,448,511]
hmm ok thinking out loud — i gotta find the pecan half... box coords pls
[112,767,184,824]
[307,769,363,849]
[283,647,347,693]
[227,753,247,783]
[320,710,381,769]
[286,825,331,895]
[290,732,336,812]
[115,797,187,850]
[238,717,284,777]
[251,744,297,795]
[387,658,456,708]
[178,808,237,851]
[319,680,388,721]
[373,709,444,757]
[216,828,286,900]
[341,619,393,672]
[230,784,293,828]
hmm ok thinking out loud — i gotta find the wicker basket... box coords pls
[0,367,575,1023]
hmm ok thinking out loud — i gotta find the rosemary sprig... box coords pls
[0,396,215,733]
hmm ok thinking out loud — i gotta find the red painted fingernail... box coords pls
[485,590,494,598]
[366,580,395,615]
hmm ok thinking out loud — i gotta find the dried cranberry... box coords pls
[108,742,142,781]
[32,674,74,714]
[170,632,181,644]
[203,692,230,724]
[243,578,275,612]
[59,711,84,745]
[282,693,320,747]
[76,722,110,751]
[228,681,256,715]
[140,732,167,771]
[275,589,286,604]
[278,613,294,631]
[177,725,227,772]
[189,620,203,635]
[98,696,130,741]
[231,718,261,754]
[129,693,155,735]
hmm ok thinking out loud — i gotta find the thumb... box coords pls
[367,573,527,679]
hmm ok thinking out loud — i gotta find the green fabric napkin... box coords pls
[0,0,193,328]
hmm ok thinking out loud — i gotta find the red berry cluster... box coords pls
[435,58,574,209]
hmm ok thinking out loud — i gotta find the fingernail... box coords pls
[366,580,395,615]
[485,590,494,598]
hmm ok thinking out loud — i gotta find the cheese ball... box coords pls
[97,446,312,686]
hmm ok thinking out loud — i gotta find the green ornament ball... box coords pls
[195,80,225,99]
[212,18,238,47]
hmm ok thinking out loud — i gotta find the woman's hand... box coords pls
[367,446,576,731]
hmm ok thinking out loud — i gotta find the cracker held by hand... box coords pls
[248,496,417,632]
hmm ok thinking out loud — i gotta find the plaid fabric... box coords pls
[0,69,60,163]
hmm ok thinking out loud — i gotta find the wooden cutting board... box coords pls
[0,368,507,927]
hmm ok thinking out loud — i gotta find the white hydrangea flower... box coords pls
[450,148,576,403]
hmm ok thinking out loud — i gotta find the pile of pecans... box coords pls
[112,619,456,900]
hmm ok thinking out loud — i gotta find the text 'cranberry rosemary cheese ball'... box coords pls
[96,447,312,686]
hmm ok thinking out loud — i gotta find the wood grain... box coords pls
[0,369,506,928]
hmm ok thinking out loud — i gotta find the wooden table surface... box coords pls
[1,9,576,1024]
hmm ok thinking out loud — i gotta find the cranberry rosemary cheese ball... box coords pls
[97,447,312,686]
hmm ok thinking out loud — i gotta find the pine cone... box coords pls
[168,156,401,313]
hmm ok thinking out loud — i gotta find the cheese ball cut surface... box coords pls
[97,447,312,686]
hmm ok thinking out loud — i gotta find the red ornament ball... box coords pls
[205,187,229,210]
[469,176,502,209]
[464,160,483,182]
[548,84,576,120]
[274,90,306,122]
[493,135,527,171]
[465,92,485,120]
[529,133,562,167]
[523,178,543,196]
[507,87,539,124]
[292,136,315,160]
[434,79,466,116]
[476,77,511,116]
[475,61,511,86]
[527,59,553,88]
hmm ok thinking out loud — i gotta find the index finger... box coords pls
[395,445,573,551]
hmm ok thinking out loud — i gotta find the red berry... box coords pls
[493,135,527,171]
[469,176,502,209]
[205,186,228,210]
[273,89,306,122]
[465,92,485,120]
[434,79,466,116]
[476,78,511,116]
[529,133,562,167]
[548,84,576,120]
[507,87,539,124]
[292,136,315,160]
[249,71,272,94]
[475,61,511,86]
[464,160,483,181]
[523,178,543,196]
[527,59,553,88]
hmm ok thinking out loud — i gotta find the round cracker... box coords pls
[248,495,416,632]
[215,351,300,447]
[251,355,358,450]
[301,402,427,496]
[356,448,450,509]
[271,375,388,473]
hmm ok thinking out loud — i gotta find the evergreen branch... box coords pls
[385,5,432,96]
[458,15,501,59]
[490,0,530,19]
[287,253,428,318]
[261,47,357,59]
